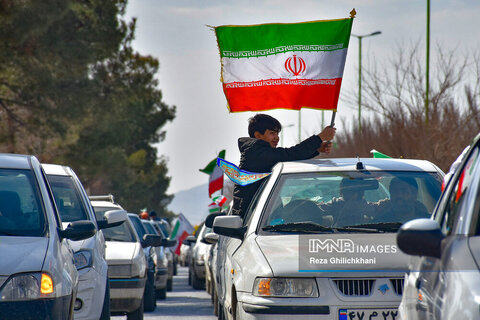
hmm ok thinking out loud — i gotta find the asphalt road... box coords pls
[113,266,216,320]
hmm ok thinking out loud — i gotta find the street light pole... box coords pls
[351,31,382,131]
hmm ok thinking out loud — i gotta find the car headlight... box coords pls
[74,250,93,270]
[253,278,319,297]
[0,273,55,301]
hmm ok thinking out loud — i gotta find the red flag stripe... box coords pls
[223,79,342,112]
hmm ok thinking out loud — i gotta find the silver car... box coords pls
[397,133,480,319]
[213,158,443,320]
[0,154,95,320]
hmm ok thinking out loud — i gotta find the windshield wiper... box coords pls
[262,222,337,233]
[342,222,403,233]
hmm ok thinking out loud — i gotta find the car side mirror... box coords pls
[59,220,96,241]
[142,234,163,248]
[205,211,226,228]
[97,209,127,229]
[182,235,196,245]
[213,216,246,240]
[161,239,177,248]
[203,232,219,244]
[397,218,444,258]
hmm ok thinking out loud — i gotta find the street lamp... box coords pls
[281,124,294,147]
[351,31,382,131]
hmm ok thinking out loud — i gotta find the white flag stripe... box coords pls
[222,49,347,83]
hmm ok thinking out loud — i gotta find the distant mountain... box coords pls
[168,183,211,226]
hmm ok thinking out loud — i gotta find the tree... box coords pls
[0,1,176,217]
[332,43,480,172]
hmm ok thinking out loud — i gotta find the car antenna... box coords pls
[356,155,365,170]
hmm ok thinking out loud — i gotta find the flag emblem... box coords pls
[285,55,306,76]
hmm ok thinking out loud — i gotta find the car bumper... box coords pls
[74,267,107,320]
[109,277,146,313]
[0,295,72,320]
[236,291,400,320]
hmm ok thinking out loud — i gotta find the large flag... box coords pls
[170,213,195,255]
[200,150,226,197]
[214,12,354,112]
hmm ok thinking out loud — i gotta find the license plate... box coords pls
[339,308,399,320]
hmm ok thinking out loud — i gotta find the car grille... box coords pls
[390,278,404,295]
[108,264,132,278]
[333,279,375,296]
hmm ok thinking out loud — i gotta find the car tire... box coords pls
[156,287,167,300]
[173,262,177,275]
[213,286,218,316]
[188,267,192,285]
[126,298,144,320]
[143,274,156,312]
[99,279,111,320]
[192,270,204,290]
[167,278,173,291]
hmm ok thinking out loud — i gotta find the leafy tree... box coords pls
[0,1,176,217]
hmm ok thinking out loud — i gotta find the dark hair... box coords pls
[248,114,282,138]
[149,210,157,217]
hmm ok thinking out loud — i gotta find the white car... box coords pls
[43,164,127,320]
[189,223,212,290]
[213,158,444,320]
[0,154,95,320]
[90,196,148,320]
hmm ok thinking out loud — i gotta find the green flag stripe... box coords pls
[215,19,353,57]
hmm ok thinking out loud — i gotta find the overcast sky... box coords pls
[125,0,480,195]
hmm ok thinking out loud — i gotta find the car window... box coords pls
[129,215,148,239]
[47,175,89,222]
[243,177,269,227]
[260,170,442,231]
[441,147,480,235]
[142,221,158,235]
[0,169,47,237]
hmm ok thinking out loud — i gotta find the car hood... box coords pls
[256,233,408,277]
[105,241,139,263]
[0,237,48,275]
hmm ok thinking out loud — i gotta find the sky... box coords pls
[125,0,480,195]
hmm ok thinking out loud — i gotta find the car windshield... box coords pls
[47,175,89,222]
[260,171,442,233]
[94,206,136,242]
[0,169,46,237]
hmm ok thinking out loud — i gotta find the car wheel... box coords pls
[99,279,111,320]
[213,286,218,316]
[217,301,225,320]
[188,267,192,285]
[173,262,178,275]
[126,298,144,320]
[143,274,156,312]
[167,278,173,291]
[192,270,204,290]
[156,287,167,300]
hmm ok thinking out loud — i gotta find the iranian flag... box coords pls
[214,15,354,112]
[170,213,195,255]
[199,150,226,197]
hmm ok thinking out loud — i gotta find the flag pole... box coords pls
[330,111,336,127]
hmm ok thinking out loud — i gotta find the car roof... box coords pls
[90,200,123,209]
[0,153,34,169]
[276,158,443,174]
[42,163,71,176]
